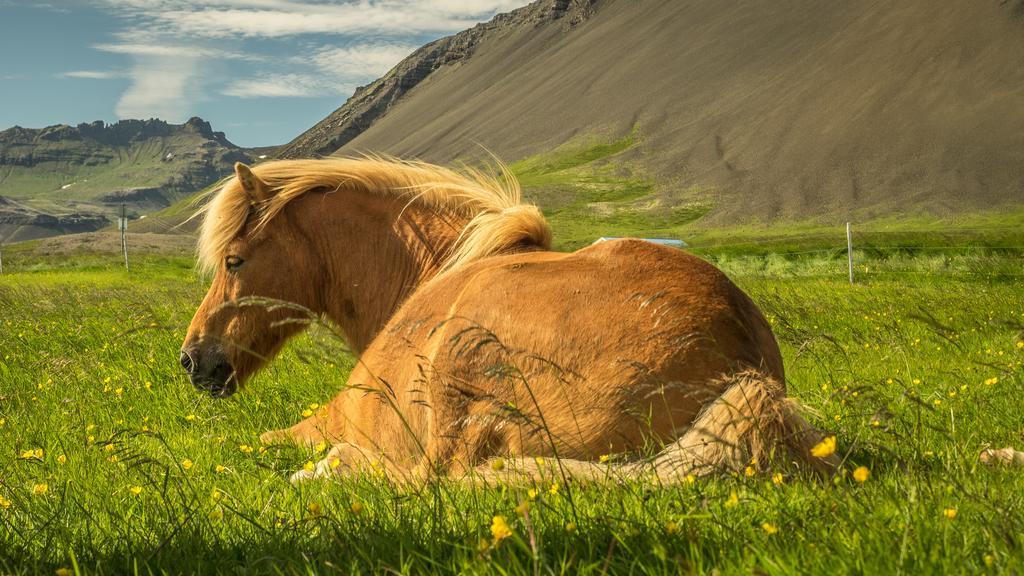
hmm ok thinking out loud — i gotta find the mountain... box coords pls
[0,117,251,242]
[281,0,1024,224]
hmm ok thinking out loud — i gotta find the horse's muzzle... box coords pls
[180,347,237,398]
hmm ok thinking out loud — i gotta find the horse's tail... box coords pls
[643,370,840,480]
[469,370,839,485]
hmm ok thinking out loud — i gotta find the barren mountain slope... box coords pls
[288,0,1024,223]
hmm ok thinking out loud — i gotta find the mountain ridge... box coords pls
[282,0,1024,224]
[0,116,251,242]
[276,0,597,160]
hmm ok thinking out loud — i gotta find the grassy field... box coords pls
[1,225,1023,574]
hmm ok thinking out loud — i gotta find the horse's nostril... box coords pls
[179,350,195,373]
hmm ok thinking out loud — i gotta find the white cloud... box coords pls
[222,73,342,98]
[221,42,413,99]
[91,0,531,111]
[59,70,126,79]
[310,43,415,77]
[93,41,256,60]
[115,55,201,121]
[100,0,530,38]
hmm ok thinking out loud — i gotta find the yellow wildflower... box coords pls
[490,515,513,542]
[811,436,837,458]
[350,500,364,515]
[129,486,143,496]
[527,488,538,501]
[549,483,559,496]
[239,444,253,454]
[599,454,610,464]
[303,461,315,472]
[984,377,999,386]
[985,554,995,567]
[19,448,44,460]
[684,474,696,485]
[185,414,197,422]
[301,409,314,418]
[761,522,778,535]
[490,458,505,471]
[181,459,193,470]
[943,508,957,519]
[853,466,870,483]
[565,521,577,533]
[314,441,328,454]
[307,502,321,515]
[329,458,341,469]
[0,495,11,509]
[771,473,784,486]
[1016,341,1023,349]
[104,444,115,452]
[32,483,48,495]
[724,491,739,508]
[744,465,756,477]
[215,465,227,474]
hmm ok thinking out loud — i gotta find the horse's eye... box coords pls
[225,255,244,271]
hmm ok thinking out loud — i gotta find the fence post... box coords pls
[846,221,854,284]
[120,203,129,272]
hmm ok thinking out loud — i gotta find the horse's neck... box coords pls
[295,192,464,352]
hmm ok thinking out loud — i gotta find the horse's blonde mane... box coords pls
[196,157,551,275]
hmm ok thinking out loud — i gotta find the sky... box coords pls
[0,0,530,147]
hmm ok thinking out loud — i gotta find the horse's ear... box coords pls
[235,162,270,205]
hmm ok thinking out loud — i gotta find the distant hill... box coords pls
[0,117,252,242]
[282,0,1024,224]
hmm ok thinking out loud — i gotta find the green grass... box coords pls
[2,236,1023,574]
[3,133,1023,573]
[508,129,711,250]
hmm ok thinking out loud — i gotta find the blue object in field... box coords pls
[593,237,688,248]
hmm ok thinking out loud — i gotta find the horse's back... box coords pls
[362,238,784,457]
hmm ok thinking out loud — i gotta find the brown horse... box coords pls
[181,158,838,483]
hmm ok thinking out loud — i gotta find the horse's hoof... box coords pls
[290,469,317,484]
[980,447,1024,465]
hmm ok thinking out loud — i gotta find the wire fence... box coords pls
[0,222,1021,281]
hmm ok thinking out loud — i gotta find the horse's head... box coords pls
[181,163,318,397]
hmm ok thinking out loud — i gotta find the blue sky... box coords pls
[0,0,529,147]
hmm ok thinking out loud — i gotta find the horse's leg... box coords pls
[647,370,839,480]
[290,441,424,484]
[260,399,349,447]
[466,457,614,485]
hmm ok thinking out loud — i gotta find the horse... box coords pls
[181,158,839,484]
